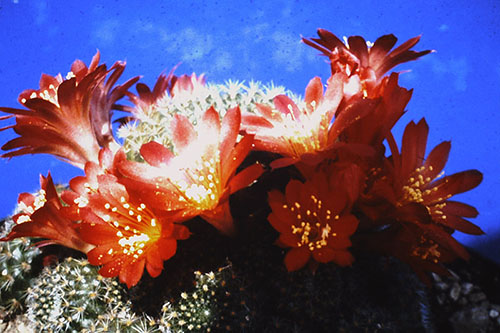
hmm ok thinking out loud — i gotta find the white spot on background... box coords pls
[439,24,449,31]
[179,28,214,62]
[271,31,305,72]
[214,51,233,72]
[431,56,468,91]
[34,1,48,25]
[93,19,120,44]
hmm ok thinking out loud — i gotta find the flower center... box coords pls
[400,166,442,205]
[102,197,161,259]
[411,236,441,264]
[171,156,221,211]
[285,194,339,251]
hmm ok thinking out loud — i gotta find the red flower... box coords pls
[379,118,484,235]
[1,173,92,253]
[303,29,432,98]
[363,222,467,285]
[0,52,139,168]
[118,106,264,235]
[61,149,190,288]
[267,171,359,271]
[241,75,375,168]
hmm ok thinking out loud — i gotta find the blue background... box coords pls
[0,0,499,262]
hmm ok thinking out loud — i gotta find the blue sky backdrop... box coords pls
[0,0,499,262]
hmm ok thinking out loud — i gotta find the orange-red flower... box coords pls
[118,106,264,235]
[362,222,468,285]
[241,75,375,169]
[1,173,92,253]
[0,52,139,168]
[60,148,190,288]
[303,29,432,98]
[267,171,359,271]
[380,118,484,235]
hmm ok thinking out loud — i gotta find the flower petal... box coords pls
[140,141,174,167]
[228,163,263,195]
[274,95,302,121]
[304,77,323,114]
[284,247,310,271]
[171,113,197,152]
[120,258,145,288]
[219,106,240,165]
[312,247,336,263]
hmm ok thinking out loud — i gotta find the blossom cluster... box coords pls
[0,29,483,288]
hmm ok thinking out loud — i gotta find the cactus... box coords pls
[0,218,40,318]
[118,80,298,161]
[25,257,126,332]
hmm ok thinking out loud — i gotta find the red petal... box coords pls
[222,133,254,183]
[423,141,450,180]
[240,113,273,130]
[332,215,359,236]
[274,95,301,120]
[369,34,398,69]
[98,256,125,278]
[425,170,483,204]
[438,215,484,235]
[228,163,263,194]
[219,106,241,165]
[200,202,234,235]
[328,235,352,250]
[378,35,432,77]
[172,224,191,240]
[285,179,303,207]
[120,258,145,288]
[78,223,118,245]
[146,243,164,270]
[156,238,178,260]
[269,156,298,169]
[332,250,355,266]
[401,119,428,179]
[328,98,375,143]
[277,232,299,248]
[284,247,310,271]
[304,77,323,114]
[441,200,479,218]
[140,141,174,167]
[171,113,197,152]
[312,247,336,263]
[146,262,163,278]
[201,106,221,136]
[17,192,35,209]
[267,213,292,234]
[347,36,369,65]
[255,103,282,122]
[86,243,121,265]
